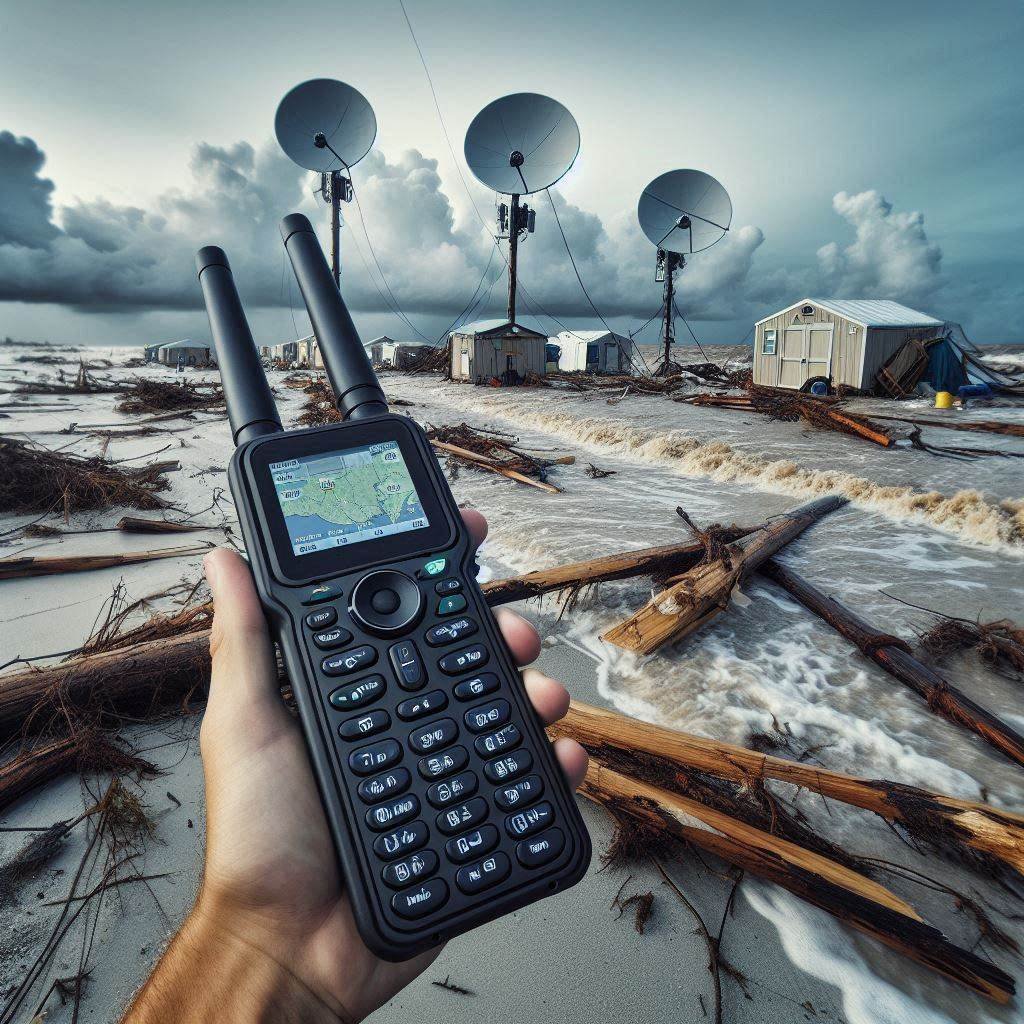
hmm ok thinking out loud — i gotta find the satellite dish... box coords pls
[274,78,376,173]
[638,170,732,254]
[464,93,580,195]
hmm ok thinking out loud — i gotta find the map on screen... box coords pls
[269,441,428,556]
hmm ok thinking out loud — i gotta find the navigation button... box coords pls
[388,640,425,691]
[302,583,343,605]
[434,578,462,595]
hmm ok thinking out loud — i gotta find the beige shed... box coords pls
[449,319,547,384]
[753,299,943,391]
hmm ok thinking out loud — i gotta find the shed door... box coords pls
[806,325,833,380]
[460,352,470,377]
[779,327,806,388]
[778,324,833,388]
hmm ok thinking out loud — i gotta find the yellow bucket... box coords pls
[934,391,954,409]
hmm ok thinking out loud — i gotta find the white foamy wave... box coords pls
[480,407,1024,553]
[744,884,960,1024]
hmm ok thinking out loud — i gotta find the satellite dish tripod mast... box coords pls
[314,154,353,287]
[498,182,534,324]
[638,171,732,376]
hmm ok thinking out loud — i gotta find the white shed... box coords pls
[158,339,212,367]
[549,329,636,375]
[753,298,943,391]
[449,319,547,384]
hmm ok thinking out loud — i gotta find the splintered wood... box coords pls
[602,496,846,653]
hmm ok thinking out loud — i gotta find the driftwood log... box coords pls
[0,544,211,581]
[602,496,846,653]
[429,439,560,493]
[553,701,1024,877]
[867,414,1024,438]
[760,559,1024,770]
[583,763,1014,1002]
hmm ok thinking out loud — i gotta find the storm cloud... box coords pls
[0,131,957,332]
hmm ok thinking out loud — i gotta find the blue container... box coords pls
[810,380,828,397]
[957,383,993,401]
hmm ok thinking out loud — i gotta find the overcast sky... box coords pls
[1,0,1021,347]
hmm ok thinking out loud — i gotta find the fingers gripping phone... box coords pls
[195,214,590,961]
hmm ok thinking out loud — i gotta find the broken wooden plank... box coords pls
[760,558,1024,770]
[583,763,1015,1003]
[868,414,1024,438]
[0,544,211,581]
[430,439,561,493]
[552,700,1024,877]
[602,496,846,654]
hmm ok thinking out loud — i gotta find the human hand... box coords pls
[125,509,588,1023]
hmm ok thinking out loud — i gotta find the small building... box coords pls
[366,336,398,365]
[753,298,943,391]
[449,319,547,385]
[548,329,636,375]
[367,338,431,370]
[143,343,162,362]
[270,336,316,367]
[158,339,213,367]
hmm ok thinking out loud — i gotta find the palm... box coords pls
[198,515,587,1021]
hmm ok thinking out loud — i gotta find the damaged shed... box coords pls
[449,319,547,385]
[753,298,943,391]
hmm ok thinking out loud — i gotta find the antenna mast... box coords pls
[465,94,578,326]
[275,79,376,291]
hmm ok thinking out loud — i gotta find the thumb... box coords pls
[203,547,287,732]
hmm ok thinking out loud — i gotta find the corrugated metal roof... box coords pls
[756,298,942,328]
[158,339,205,350]
[453,319,545,338]
[550,329,631,345]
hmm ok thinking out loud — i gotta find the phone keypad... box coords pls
[301,556,572,927]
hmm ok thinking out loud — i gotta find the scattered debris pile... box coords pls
[403,341,449,374]
[914,607,1024,674]
[689,384,896,447]
[116,379,224,416]
[425,422,571,493]
[16,361,128,395]
[296,378,341,426]
[0,435,176,514]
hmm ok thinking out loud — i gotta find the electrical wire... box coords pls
[543,188,650,377]
[672,299,714,364]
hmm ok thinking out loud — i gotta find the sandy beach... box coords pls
[2,343,1024,1024]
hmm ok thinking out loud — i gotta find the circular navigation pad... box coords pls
[349,570,423,635]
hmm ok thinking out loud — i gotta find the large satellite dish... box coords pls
[638,170,732,255]
[274,78,376,173]
[464,93,580,195]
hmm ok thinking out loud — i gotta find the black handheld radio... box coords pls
[195,214,591,961]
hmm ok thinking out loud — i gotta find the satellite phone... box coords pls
[195,213,591,961]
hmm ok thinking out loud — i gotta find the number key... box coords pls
[348,738,402,775]
[464,699,510,733]
[322,645,377,677]
[436,797,489,835]
[408,718,458,754]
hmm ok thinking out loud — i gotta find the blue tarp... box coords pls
[921,337,969,393]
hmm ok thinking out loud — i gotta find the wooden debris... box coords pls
[426,422,568,493]
[602,496,846,653]
[582,763,1015,1003]
[115,516,217,535]
[0,544,211,581]
[868,414,1024,438]
[919,613,1024,674]
[552,701,1024,877]
[760,559,1024,769]
[0,435,175,514]
[116,379,224,416]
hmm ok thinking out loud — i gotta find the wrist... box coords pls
[124,899,351,1024]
